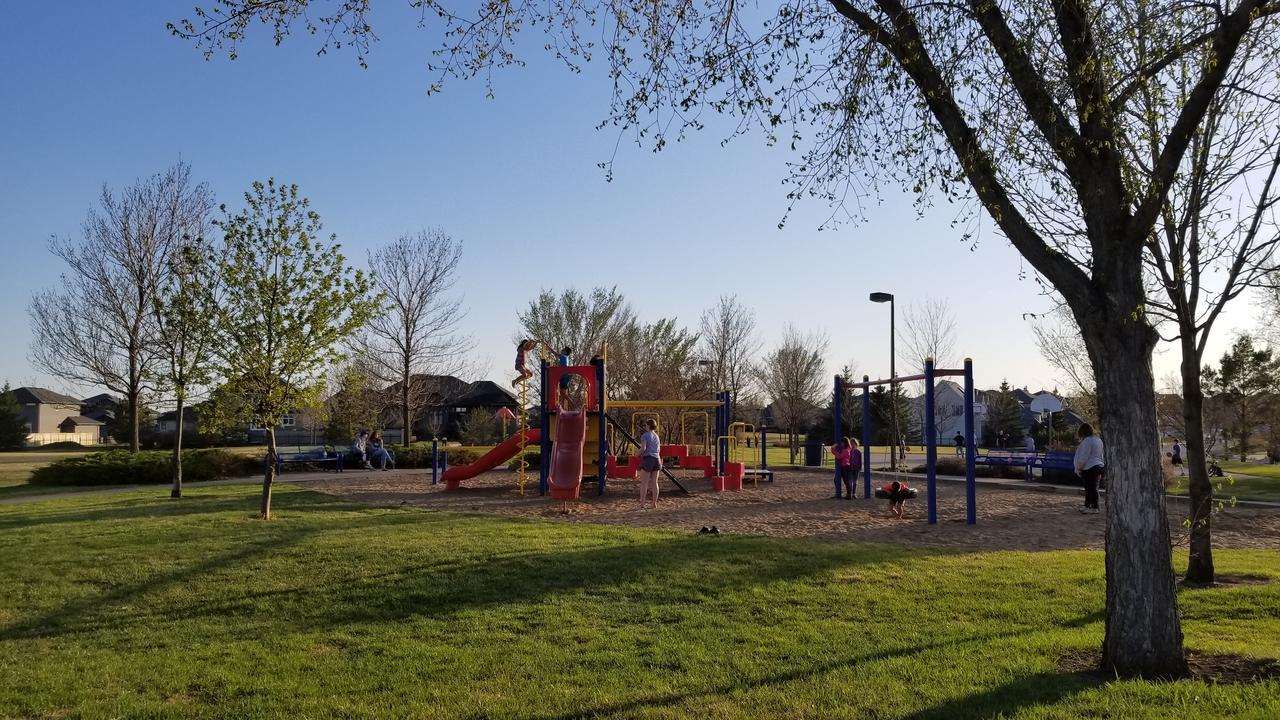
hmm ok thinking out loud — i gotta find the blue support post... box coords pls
[833,375,843,498]
[861,375,872,499]
[964,358,977,525]
[431,437,439,485]
[924,359,938,525]
[760,428,768,468]
[596,356,607,496]
[539,357,550,496]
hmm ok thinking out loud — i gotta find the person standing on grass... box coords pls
[954,432,965,456]
[1171,440,1184,476]
[638,418,662,509]
[1073,423,1104,514]
[1025,434,1036,454]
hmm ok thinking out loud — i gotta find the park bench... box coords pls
[271,446,344,475]
[1026,451,1076,483]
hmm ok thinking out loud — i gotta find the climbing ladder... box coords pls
[516,376,530,495]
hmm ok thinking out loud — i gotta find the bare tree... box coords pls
[899,298,957,375]
[699,295,761,408]
[1031,307,1098,420]
[354,229,473,446]
[1133,40,1280,584]
[756,326,828,463]
[29,162,213,452]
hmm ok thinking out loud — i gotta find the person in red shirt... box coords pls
[878,480,914,518]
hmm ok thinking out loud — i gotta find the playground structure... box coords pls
[440,353,768,500]
[834,358,978,525]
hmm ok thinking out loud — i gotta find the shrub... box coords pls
[30,449,260,486]
[34,441,87,451]
[391,444,481,470]
[909,458,1025,480]
[507,450,540,471]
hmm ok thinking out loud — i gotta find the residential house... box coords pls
[13,387,99,446]
[79,393,119,443]
[382,375,519,441]
[156,407,200,437]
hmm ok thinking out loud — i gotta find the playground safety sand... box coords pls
[302,469,1280,552]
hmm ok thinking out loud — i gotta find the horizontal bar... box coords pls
[608,400,725,408]
[844,368,966,389]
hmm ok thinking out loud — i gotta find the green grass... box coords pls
[1166,463,1280,503]
[0,486,1276,718]
[0,451,94,497]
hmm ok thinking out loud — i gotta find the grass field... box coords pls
[0,451,94,497]
[1166,463,1280,503]
[0,485,1276,718]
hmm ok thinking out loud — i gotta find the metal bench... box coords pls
[272,447,344,475]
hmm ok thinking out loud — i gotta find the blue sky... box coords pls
[0,2,1258,399]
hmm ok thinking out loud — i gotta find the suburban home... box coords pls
[79,393,119,443]
[913,379,987,442]
[156,407,200,437]
[380,375,519,441]
[14,387,100,446]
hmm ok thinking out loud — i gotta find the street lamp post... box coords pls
[870,291,898,471]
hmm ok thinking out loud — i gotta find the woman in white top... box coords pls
[1073,423,1104,514]
[638,418,661,509]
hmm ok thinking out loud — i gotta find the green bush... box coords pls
[32,441,87,451]
[390,445,480,470]
[909,458,1026,480]
[507,450,540,471]
[30,449,260,487]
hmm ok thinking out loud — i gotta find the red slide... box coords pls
[548,410,587,500]
[441,428,541,490]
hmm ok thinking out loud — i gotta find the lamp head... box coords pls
[869,292,894,303]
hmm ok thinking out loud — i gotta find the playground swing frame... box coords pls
[834,357,978,525]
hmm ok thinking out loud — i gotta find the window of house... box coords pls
[280,415,296,427]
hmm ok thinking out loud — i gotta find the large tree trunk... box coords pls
[261,426,278,519]
[402,363,412,447]
[1180,338,1214,586]
[128,390,141,453]
[170,395,185,499]
[1085,315,1187,678]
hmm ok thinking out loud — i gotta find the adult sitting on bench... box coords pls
[875,480,918,519]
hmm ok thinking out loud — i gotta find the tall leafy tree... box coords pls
[1203,335,1280,462]
[173,0,1280,678]
[0,384,28,451]
[983,381,1025,447]
[516,287,635,368]
[152,237,222,498]
[29,162,212,452]
[211,180,375,519]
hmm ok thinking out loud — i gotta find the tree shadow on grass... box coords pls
[0,487,374,531]
[902,669,1103,720]
[53,528,952,643]
[527,621,1104,720]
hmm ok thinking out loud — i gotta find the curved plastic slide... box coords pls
[442,428,541,490]
[548,410,587,500]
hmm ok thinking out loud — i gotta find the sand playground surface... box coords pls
[301,468,1280,552]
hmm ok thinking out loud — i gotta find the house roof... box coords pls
[60,415,104,427]
[455,381,518,408]
[13,387,83,406]
[157,407,200,422]
[80,393,119,408]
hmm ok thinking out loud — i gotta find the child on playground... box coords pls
[512,339,537,387]
[882,480,913,519]
[638,418,662,509]
[831,437,863,499]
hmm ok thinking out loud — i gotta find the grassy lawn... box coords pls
[0,486,1276,718]
[1166,463,1280,503]
[0,451,94,497]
